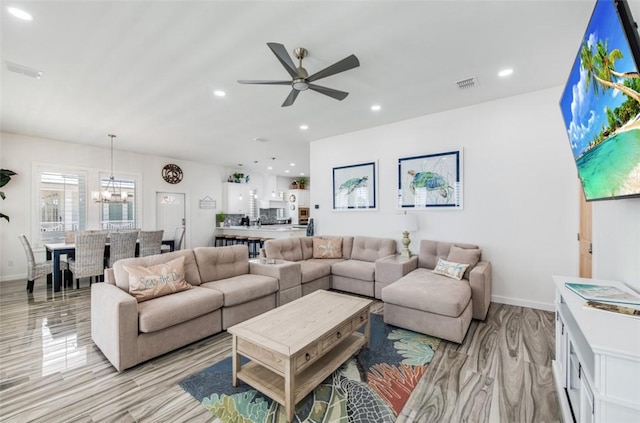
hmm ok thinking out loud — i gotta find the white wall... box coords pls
[310,87,580,310]
[0,132,227,281]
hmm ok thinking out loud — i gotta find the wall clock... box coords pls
[289,194,296,203]
[162,164,183,184]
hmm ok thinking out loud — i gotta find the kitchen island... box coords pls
[216,225,307,240]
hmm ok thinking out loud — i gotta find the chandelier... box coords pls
[91,134,128,203]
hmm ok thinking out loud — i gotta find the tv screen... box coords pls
[560,0,640,201]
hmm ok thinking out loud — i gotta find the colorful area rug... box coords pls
[179,313,440,422]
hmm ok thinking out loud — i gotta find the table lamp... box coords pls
[399,212,418,258]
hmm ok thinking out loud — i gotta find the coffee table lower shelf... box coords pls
[236,332,366,409]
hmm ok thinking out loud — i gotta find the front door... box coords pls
[578,187,592,278]
[156,192,185,249]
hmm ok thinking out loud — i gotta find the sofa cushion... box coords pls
[382,268,471,318]
[201,274,278,307]
[350,237,396,262]
[300,237,314,260]
[331,259,375,282]
[447,245,481,280]
[312,237,343,259]
[432,258,469,281]
[418,240,478,270]
[194,245,249,282]
[138,286,224,333]
[124,256,192,302]
[300,260,331,284]
[113,249,201,292]
[264,238,303,261]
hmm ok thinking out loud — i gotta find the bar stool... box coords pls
[235,236,248,248]
[247,237,261,258]
[223,235,236,246]
[214,234,225,247]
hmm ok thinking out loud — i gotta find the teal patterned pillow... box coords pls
[432,258,469,280]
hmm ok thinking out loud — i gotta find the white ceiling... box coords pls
[1,0,595,177]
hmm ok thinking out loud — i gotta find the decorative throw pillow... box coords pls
[432,258,470,281]
[124,256,191,302]
[447,245,481,280]
[313,237,343,259]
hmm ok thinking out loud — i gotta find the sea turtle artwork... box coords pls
[338,176,368,194]
[407,170,453,199]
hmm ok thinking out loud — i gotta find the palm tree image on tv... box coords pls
[560,0,640,200]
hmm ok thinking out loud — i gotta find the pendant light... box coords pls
[92,134,128,203]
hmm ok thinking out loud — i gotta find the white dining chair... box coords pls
[139,230,164,257]
[107,230,138,267]
[18,234,67,293]
[67,231,108,289]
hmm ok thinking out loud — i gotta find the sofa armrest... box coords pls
[250,261,302,291]
[469,261,492,320]
[104,268,117,285]
[375,255,418,283]
[91,283,139,371]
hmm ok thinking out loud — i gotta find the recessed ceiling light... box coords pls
[498,68,513,77]
[267,166,273,170]
[290,163,295,167]
[300,173,305,176]
[253,137,267,142]
[8,7,33,21]
[213,90,226,97]
[285,169,290,173]
[299,124,309,130]
[371,104,381,111]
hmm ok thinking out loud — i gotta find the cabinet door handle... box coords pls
[578,363,582,379]
[305,353,311,361]
[337,332,342,339]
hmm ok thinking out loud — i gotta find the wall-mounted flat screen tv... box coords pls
[560,0,640,201]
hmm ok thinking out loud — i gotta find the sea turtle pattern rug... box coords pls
[179,313,440,423]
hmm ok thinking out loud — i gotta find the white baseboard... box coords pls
[0,273,26,283]
[491,295,555,312]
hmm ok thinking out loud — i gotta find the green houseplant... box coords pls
[0,169,17,222]
[297,177,308,189]
[216,211,226,227]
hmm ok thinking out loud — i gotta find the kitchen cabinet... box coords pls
[224,182,251,214]
[288,189,310,224]
[552,275,640,422]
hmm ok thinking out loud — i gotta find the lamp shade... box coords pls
[399,213,418,232]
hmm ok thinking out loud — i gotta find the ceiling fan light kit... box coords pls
[238,42,360,107]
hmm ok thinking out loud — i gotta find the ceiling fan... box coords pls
[238,42,360,107]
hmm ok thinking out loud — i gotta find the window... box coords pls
[98,174,137,230]
[38,170,87,245]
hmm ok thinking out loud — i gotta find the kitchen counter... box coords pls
[216,225,307,239]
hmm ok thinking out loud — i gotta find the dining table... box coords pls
[45,239,175,292]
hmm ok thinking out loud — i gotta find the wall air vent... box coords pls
[6,61,43,79]
[456,76,477,89]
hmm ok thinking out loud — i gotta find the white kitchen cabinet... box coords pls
[552,276,640,423]
[223,182,251,214]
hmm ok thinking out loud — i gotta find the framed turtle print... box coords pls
[398,150,462,209]
[333,161,377,210]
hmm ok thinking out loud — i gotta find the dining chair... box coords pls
[139,230,164,257]
[67,231,108,289]
[107,230,138,267]
[161,227,185,253]
[18,234,67,293]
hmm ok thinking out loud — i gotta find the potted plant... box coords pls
[216,212,226,227]
[297,177,308,190]
[232,172,244,183]
[0,169,17,222]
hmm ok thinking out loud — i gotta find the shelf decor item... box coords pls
[565,282,640,306]
[398,150,462,209]
[332,161,377,210]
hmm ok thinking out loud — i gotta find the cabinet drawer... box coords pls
[352,311,368,329]
[294,343,319,372]
[321,321,352,352]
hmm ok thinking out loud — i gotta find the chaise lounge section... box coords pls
[381,239,492,343]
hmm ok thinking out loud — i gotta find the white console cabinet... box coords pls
[553,276,640,423]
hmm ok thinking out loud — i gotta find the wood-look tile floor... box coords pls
[0,277,560,422]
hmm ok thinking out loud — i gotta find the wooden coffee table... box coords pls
[227,290,372,422]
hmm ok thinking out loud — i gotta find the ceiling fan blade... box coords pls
[308,84,349,101]
[307,54,360,83]
[267,42,299,79]
[281,89,300,107]
[238,80,291,85]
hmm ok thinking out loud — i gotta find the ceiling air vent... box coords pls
[6,61,43,79]
[456,76,477,89]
